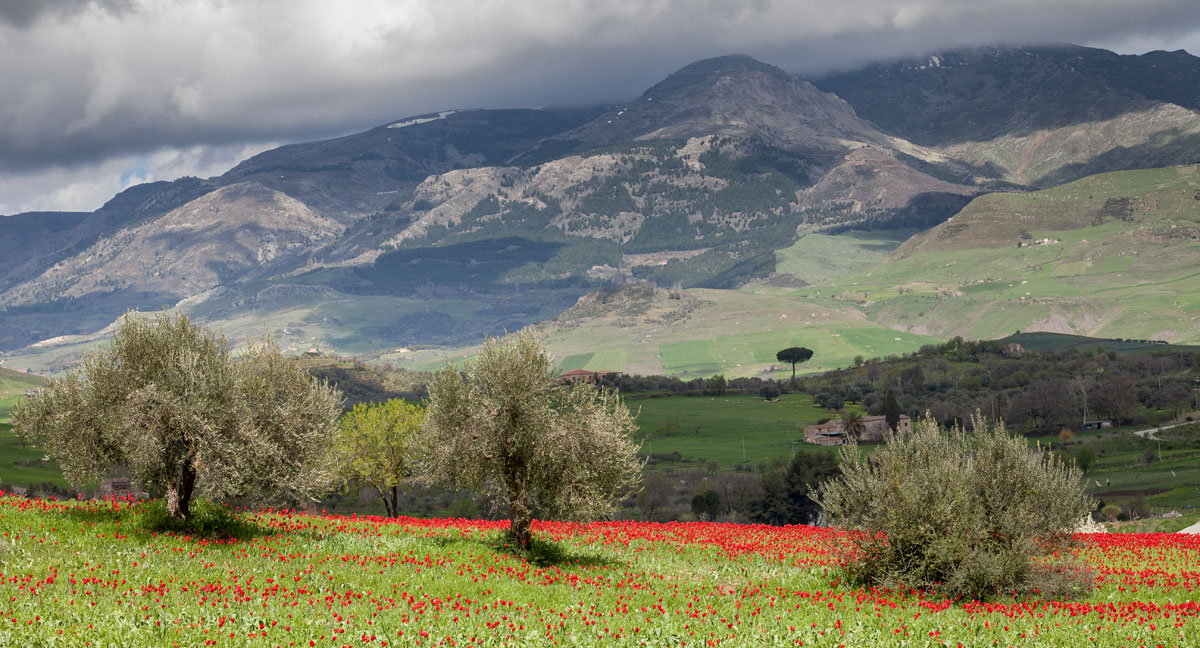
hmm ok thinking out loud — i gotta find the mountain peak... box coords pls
[513,53,885,161]
[668,54,791,80]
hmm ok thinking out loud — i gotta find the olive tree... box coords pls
[420,330,642,548]
[816,414,1094,600]
[332,399,424,517]
[13,312,341,519]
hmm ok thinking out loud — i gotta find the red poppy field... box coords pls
[1,495,1198,647]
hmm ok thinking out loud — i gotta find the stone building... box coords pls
[803,414,912,446]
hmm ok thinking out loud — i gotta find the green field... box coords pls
[995,332,1200,354]
[394,284,943,379]
[1,496,1197,646]
[632,392,862,467]
[1073,422,1200,512]
[772,229,919,284]
[0,371,65,489]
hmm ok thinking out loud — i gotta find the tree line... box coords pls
[13,315,641,550]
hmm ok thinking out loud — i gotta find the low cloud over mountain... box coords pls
[4,0,1200,213]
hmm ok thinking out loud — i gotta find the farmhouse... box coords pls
[557,369,623,384]
[803,414,912,446]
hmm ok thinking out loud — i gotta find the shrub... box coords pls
[691,490,722,521]
[816,414,1094,600]
[1074,446,1097,473]
[749,451,839,526]
[132,499,265,540]
[759,384,781,401]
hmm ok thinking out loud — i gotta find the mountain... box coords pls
[221,108,598,220]
[518,55,892,161]
[5,47,1200,370]
[814,45,1200,187]
[0,177,219,294]
[1,182,343,307]
[356,55,988,292]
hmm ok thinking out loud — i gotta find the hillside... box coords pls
[800,164,1200,344]
[814,44,1200,145]
[222,108,598,219]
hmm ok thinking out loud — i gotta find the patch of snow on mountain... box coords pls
[388,110,461,129]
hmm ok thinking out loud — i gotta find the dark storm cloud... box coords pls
[0,0,130,27]
[3,0,1200,213]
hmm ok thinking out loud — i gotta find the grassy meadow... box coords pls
[0,370,63,489]
[390,287,942,380]
[631,392,860,468]
[793,165,1200,345]
[1,496,1198,647]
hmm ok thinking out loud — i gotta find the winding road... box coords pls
[1123,420,1200,533]
[1131,420,1194,441]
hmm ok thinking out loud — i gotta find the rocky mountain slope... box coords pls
[338,55,990,292]
[222,108,598,220]
[814,45,1200,187]
[1,183,343,307]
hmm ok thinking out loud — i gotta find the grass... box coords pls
[996,332,1200,354]
[0,373,66,489]
[1064,421,1200,514]
[1,496,1197,647]
[632,392,863,467]
[772,229,919,284]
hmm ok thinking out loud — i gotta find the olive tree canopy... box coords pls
[420,329,643,548]
[13,312,342,518]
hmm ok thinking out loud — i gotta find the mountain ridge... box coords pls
[5,45,1200,367]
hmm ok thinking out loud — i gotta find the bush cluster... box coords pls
[817,415,1095,600]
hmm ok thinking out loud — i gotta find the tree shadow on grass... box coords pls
[427,533,619,568]
[65,498,277,541]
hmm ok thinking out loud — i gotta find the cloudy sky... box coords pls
[3,0,1200,215]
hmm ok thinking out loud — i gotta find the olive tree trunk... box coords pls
[165,462,197,519]
[506,474,534,548]
[509,504,534,550]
